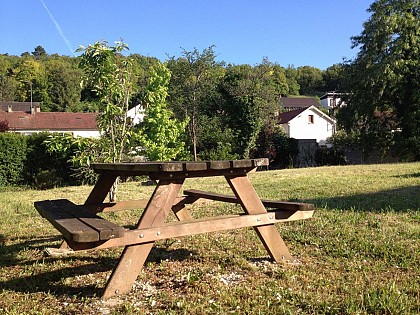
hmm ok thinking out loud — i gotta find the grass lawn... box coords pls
[0,162,419,314]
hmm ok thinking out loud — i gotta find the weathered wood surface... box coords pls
[183,189,314,211]
[90,158,269,179]
[34,199,125,242]
[67,209,314,251]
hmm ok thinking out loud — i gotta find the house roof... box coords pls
[279,105,336,124]
[0,112,98,131]
[0,102,41,113]
[278,107,307,124]
[280,97,320,108]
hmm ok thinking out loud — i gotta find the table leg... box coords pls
[225,175,295,263]
[102,178,184,299]
[84,173,118,205]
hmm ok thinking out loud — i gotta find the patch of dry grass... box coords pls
[0,162,419,314]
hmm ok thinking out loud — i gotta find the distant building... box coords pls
[0,111,100,138]
[320,92,347,109]
[278,105,336,146]
[0,101,41,114]
[279,97,321,111]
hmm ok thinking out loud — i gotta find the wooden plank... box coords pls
[67,209,314,251]
[90,159,269,176]
[82,197,187,213]
[34,200,99,242]
[34,199,125,242]
[53,199,125,240]
[183,189,314,211]
[102,179,184,299]
[226,175,296,263]
[84,173,118,205]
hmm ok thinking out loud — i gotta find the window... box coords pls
[308,115,314,124]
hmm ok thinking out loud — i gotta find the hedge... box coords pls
[0,133,27,186]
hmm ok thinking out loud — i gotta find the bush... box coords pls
[0,133,27,186]
[25,133,75,187]
[314,146,347,166]
[251,125,298,169]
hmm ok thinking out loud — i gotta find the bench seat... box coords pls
[34,199,125,243]
[183,189,314,211]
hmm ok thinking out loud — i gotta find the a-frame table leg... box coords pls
[225,175,296,263]
[102,178,184,299]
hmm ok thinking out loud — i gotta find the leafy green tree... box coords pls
[166,46,223,160]
[285,65,300,95]
[196,115,238,160]
[0,55,19,101]
[44,58,82,111]
[32,45,47,58]
[322,64,344,92]
[338,0,420,159]
[78,40,137,200]
[219,62,281,158]
[78,40,135,163]
[136,62,188,161]
[297,65,323,96]
[12,58,49,104]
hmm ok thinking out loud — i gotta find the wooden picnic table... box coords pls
[34,158,314,299]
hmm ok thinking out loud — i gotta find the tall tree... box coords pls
[297,65,323,96]
[136,62,188,161]
[44,58,82,111]
[285,65,300,95]
[338,0,420,159]
[32,45,47,58]
[166,46,223,160]
[78,40,136,200]
[219,61,281,158]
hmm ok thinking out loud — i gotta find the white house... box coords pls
[127,104,145,125]
[320,92,347,109]
[279,105,336,145]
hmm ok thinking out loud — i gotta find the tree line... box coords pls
[1,0,418,163]
[0,44,342,162]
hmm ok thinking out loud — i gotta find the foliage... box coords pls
[44,134,101,185]
[136,62,189,161]
[196,115,238,160]
[338,0,420,160]
[25,133,73,188]
[297,65,323,96]
[314,146,347,166]
[167,46,223,160]
[251,124,299,168]
[219,61,283,158]
[0,133,27,186]
[78,40,136,164]
[44,58,83,112]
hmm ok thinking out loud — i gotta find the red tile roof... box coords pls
[0,112,98,131]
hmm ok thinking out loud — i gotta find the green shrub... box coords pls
[0,133,27,186]
[25,133,75,187]
[251,125,298,169]
[314,146,347,166]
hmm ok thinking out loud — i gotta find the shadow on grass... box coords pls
[0,236,195,298]
[303,185,420,212]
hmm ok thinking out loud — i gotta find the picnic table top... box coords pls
[91,158,269,176]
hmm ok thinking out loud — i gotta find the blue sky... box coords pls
[1,0,373,69]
